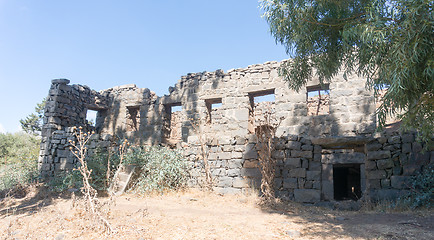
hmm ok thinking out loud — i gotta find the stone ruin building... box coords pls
[39,60,433,204]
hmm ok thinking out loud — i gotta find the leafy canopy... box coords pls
[261,0,433,141]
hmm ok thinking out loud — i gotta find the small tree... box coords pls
[20,98,46,135]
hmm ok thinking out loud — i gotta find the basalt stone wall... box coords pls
[39,79,109,177]
[39,60,432,203]
[182,131,433,202]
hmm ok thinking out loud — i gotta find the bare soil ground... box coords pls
[1,186,433,240]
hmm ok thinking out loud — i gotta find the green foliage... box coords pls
[0,160,38,192]
[261,0,433,142]
[399,164,434,209]
[0,132,40,166]
[48,149,120,192]
[46,144,188,194]
[47,170,82,192]
[20,98,46,135]
[0,132,40,192]
[126,146,189,194]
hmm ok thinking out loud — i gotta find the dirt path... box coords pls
[1,189,433,239]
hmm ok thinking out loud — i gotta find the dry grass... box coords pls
[1,187,433,239]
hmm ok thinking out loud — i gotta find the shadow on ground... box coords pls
[258,199,434,240]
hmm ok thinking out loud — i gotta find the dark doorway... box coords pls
[333,164,362,200]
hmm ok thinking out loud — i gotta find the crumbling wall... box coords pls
[39,79,109,176]
[39,61,432,203]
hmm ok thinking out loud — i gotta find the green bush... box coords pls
[48,149,121,192]
[0,132,39,166]
[47,144,189,194]
[0,133,39,192]
[126,146,189,194]
[0,160,39,192]
[399,164,434,209]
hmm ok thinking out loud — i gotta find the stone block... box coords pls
[366,170,386,179]
[289,168,306,178]
[367,151,391,160]
[286,141,301,150]
[306,171,321,181]
[401,133,414,143]
[302,159,309,168]
[392,166,402,175]
[231,152,243,159]
[402,143,411,154]
[243,160,259,168]
[294,189,320,203]
[243,144,258,159]
[271,150,285,160]
[291,150,312,158]
[301,145,313,151]
[227,159,243,169]
[274,178,283,189]
[368,179,381,189]
[308,161,321,171]
[366,142,382,151]
[217,152,231,160]
[390,176,411,189]
[283,178,297,189]
[217,177,233,187]
[365,160,377,170]
[241,168,261,178]
[227,169,240,177]
[284,158,301,168]
[376,159,394,169]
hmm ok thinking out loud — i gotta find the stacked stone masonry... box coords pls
[39,61,433,203]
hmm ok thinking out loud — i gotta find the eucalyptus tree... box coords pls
[261,0,433,142]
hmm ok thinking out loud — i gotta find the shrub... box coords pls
[0,133,39,192]
[126,146,189,194]
[399,164,434,209]
[48,149,121,192]
[0,160,38,192]
[0,132,39,166]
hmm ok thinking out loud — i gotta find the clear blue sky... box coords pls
[0,0,289,133]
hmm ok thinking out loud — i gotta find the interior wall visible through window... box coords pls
[307,84,330,116]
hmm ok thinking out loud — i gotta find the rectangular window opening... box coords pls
[126,106,140,132]
[333,164,362,201]
[248,89,275,133]
[163,103,182,142]
[86,109,98,127]
[307,84,330,116]
[205,98,222,124]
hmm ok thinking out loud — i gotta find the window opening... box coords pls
[126,106,140,132]
[333,164,361,201]
[163,103,182,142]
[171,105,182,112]
[248,89,275,133]
[205,98,222,124]
[86,109,98,127]
[307,84,330,116]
